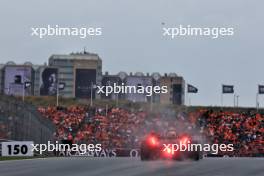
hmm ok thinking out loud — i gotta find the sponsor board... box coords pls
[57,149,139,157]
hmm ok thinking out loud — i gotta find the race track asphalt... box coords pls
[0,157,263,176]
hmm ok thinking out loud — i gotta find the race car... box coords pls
[140,131,202,161]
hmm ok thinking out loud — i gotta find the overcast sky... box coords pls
[0,0,263,107]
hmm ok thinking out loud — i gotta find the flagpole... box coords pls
[22,83,25,102]
[56,82,59,107]
[187,91,189,106]
[256,92,259,111]
[221,93,223,107]
[233,94,236,107]
[188,91,191,106]
[237,95,239,107]
[57,73,63,107]
[90,82,93,107]
[186,85,189,106]
[150,94,153,111]
[221,84,223,107]
[257,84,260,111]
[185,85,187,106]
[116,82,119,108]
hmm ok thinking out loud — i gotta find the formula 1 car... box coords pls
[140,132,202,161]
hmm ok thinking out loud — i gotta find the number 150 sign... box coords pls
[1,141,34,157]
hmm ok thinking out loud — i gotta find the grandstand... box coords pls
[37,102,263,157]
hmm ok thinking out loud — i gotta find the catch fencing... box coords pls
[0,95,55,145]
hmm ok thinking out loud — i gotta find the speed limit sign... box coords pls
[1,141,34,157]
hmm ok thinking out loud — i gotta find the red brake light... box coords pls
[148,136,158,146]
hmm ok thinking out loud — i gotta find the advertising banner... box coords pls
[4,66,32,96]
[40,67,58,96]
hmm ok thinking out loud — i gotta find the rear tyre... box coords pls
[173,152,185,161]
[140,144,151,161]
[192,151,201,161]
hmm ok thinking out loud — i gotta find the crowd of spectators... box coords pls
[0,107,10,139]
[199,110,264,156]
[0,123,8,139]
[38,106,87,142]
[38,106,264,157]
